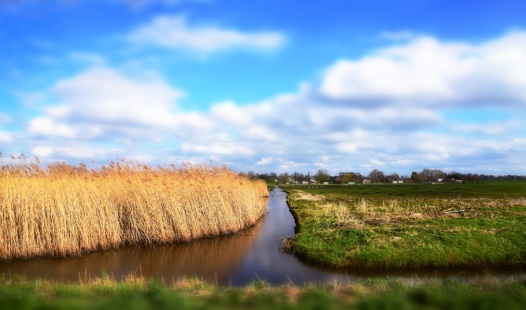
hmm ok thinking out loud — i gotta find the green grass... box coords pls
[0,276,525,309]
[282,181,526,268]
[285,180,526,199]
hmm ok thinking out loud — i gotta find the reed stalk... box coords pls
[0,160,268,261]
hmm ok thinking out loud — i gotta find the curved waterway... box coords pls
[1,187,524,285]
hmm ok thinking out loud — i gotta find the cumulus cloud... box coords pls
[256,157,272,165]
[127,15,286,55]
[320,31,526,108]
[13,31,526,175]
[20,65,215,162]
[182,143,254,155]
[49,66,185,128]
[0,131,13,143]
[27,117,76,138]
[32,146,53,157]
[453,120,523,135]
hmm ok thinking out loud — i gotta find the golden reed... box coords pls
[0,159,268,261]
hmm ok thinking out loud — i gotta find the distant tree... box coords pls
[315,169,330,183]
[387,173,400,182]
[463,173,480,183]
[352,172,364,182]
[368,169,385,183]
[411,171,420,182]
[247,171,257,180]
[419,169,446,182]
[277,173,289,184]
[447,171,463,180]
[255,172,279,182]
[292,172,308,182]
[342,173,354,183]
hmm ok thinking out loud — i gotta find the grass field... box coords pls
[282,181,526,268]
[0,275,525,310]
[285,180,526,198]
[0,160,268,261]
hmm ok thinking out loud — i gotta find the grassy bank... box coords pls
[0,160,268,261]
[0,275,525,309]
[283,182,526,268]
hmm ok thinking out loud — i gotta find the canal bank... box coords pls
[1,187,524,285]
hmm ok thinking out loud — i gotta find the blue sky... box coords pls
[1,0,526,176]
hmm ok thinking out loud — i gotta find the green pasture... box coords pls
[282,181,526,268]
[283,180,526,199]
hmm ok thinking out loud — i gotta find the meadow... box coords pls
[0,159,268,261]
[282,181,526,268]
[0,274,525,310]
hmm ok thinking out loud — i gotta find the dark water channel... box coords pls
[1,187,524,285]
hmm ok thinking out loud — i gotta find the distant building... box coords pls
[363,179,371,184]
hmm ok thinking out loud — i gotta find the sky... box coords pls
[1,0,526,176]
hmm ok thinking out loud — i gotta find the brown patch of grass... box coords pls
[294,191,325,201]
[296,191,525,230]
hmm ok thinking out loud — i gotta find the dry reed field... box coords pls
[0,158,268,261]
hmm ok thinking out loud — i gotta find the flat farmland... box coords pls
[282,181,526,268]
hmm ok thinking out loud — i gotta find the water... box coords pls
[0,187,524,285]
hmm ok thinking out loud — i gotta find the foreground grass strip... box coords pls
[0,276,525,310]
[284,183,526,268]
[0,160,268,261]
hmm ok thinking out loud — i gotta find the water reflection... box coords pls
[0,212,264,284]
[0,187,524,285]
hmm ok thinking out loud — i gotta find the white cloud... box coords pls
[127,15,286,55]
[256,157,272,165]
[11,31,526,175]
[0,131,13,143]
[453,120,523,135]
[32,146,53,158]
[181,143,254,155]
[30,144,123,160]
[210,101,252,127]
[320,31,526,108]
[336,142,357,154]
[27,117,76,138]
[50,66,184,128]
[20,65,219,156]
[320,37,469,101]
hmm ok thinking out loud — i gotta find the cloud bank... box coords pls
[127,15,286,55]
[10,30,526,175]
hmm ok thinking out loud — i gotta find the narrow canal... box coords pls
[0,187,523,285]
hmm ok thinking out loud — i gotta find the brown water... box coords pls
[0,187,524,285]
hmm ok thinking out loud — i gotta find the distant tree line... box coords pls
[243,168,526,184]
